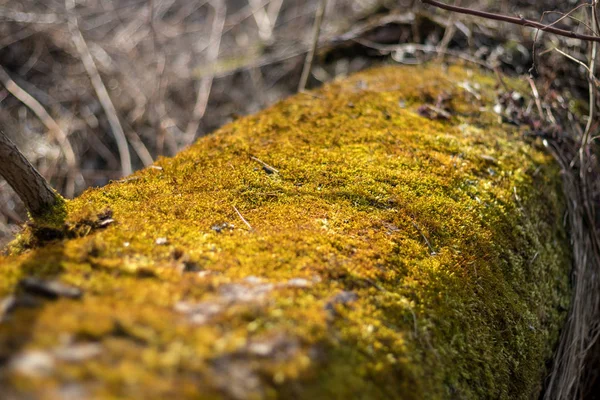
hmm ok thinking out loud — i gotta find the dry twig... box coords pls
[421,0,600,43]
[251,156,279,174]
[65,0,132,176]
[233,205,253,231]
[185,0,226,144]
[298,0,327,92]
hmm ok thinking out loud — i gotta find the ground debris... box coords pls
[325,290,358,315]
[0,294,40,321]
[19,277,83,299]
[53,343,102,363]
[211,222,234,233]
[175,276,313,325]
[155,237,168,245]
[9,351,55,377]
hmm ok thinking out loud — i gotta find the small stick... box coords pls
[553,48,591,73]
[410,219,436,255]
[233,206,253,231]
[582,4,599,150]
[0,130,61,218]
[526,76,544,118]
[435,0,460,62]
[185,0,226,144]
[421,0,600,43]
[0,7,62,24]
[493,67,509,92]
[251,156,279,174]
[355,40,493,69]
[248,0,274,40]
[65,0,132,177]
[298,0,327,92]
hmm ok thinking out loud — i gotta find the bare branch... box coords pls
[65,0,132,176]
[582,5,599,148]
[185,0,226,144]
[421,0,600,43]
[0,6,62,24]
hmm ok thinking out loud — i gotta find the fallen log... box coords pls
[0,64,571,399]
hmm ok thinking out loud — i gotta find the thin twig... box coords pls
[531,4,592,71]
[356,40,494,69]
[493,67,510,92]
[582,5,599,149]
[298,0,327,92]
[249,0,274,40]
[526,76,544,118]
[436,0,460,62]
[410,219,436,255]
[65,0,132,177]
[421,0,600,43]
[185,0,226,144]
[250,156,279,174]
[554,48,593,73]
[0,7,63,24]
[266,0,284,31]
[149,0,168,156]
[233,206,253,231]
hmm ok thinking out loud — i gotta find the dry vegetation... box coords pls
[1,0,600,398]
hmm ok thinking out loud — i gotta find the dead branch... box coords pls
[298,0,327,92]
[65,0,132,176]
[0,6,62,24]
[185,0,226,144]
[421,0,600,43]
[233,205,253,231]
[582,4,599,148]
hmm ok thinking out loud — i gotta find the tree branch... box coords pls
[421,0,600,43]
[65,0,132,176]
[0,130,61,218]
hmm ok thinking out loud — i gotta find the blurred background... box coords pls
[0,0,593,247]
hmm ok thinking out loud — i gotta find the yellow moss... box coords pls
[0,64,571,399]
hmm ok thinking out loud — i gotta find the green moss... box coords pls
[7,194,68,254]
[32,194,68,227]
[0,64,571,399]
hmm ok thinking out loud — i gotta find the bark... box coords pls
[0,130,59,218]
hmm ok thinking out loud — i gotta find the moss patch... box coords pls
[0,64,571,399]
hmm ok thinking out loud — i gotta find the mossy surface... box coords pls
[0,64,571,399]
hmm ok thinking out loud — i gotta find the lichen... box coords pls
[0,64,571,399]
